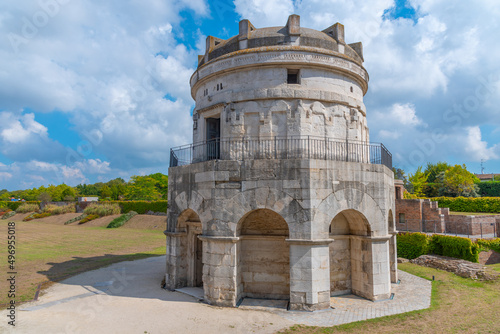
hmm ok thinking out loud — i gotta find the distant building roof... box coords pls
[475,173,500,181]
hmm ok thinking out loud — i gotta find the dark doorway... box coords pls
[195,237,203,287]
[206,118,220,160]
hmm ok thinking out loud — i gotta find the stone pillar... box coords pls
[370,237,392,300]
[287,239,332,311]
[199,236,239,307]
[164,232,188,289]
[389,232,398,283]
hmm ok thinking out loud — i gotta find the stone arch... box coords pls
[316,188,385,238]
[177,208,201,232]
[329,209,372,298]
[176,209,204,287]
[229,187,304,238]
[237,209,290,300]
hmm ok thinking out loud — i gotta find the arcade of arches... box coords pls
[165,207,396,307]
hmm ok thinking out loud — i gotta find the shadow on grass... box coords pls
[37,253,162,283]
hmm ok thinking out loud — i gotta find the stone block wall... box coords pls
[329,236,351,295]
[240,236,290,299]
[166,159,395,310]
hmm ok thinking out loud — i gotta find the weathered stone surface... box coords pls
[410,255,499,280]
[166,14,396,312]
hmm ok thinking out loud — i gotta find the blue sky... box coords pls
[1,0,500,190]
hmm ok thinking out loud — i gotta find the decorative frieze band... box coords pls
[191,49,368,89]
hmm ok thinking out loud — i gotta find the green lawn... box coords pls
[449,211,499,216]
[1,219,165,305]
[279,263,500,334]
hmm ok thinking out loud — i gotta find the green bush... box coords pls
[106,201,168,214]
[43,203,76,215]
[2,211,16,220]
[64,214,87,225]
[397,232,430,259]
[476,238,500,254]
[434,196,500,213]
[83,203,121,217]
[79,214,99,224]
[0,201,40,211]
[24,212,52,221]
[16,203,40,213]
[107,211,138,228]
[429,234,480,262]
[477,181,500,197]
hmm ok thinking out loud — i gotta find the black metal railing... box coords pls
[170,136,392,169]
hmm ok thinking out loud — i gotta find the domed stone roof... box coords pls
[198,15,364,67]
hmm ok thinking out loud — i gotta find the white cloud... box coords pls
[75,159,111,174]
[0,112,66,162]
[0,172,12,181]
[233,0,294,27]
[463,126,499,161]
[389,103,423,126]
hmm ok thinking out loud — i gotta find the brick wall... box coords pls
[396,199,500,237]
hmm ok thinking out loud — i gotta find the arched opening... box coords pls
[238,209,290,300]
[388,210,394,232]
[329,210,371,297]
[177,209,203,287]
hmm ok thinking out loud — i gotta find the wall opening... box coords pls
[177,209,203,287]
[206,117,220,160]
[329,210,371,297]
[238,209,290,300]
[287,69,300,84]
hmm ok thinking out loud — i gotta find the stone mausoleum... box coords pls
[165,15,397,311]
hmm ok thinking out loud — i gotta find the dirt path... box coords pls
[0,256,293,334]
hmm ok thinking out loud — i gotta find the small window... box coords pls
[217,84,219,91]
[399,213,405,224]
[350,86,353,93]
[220,83,223,90]
[287,69,300,84]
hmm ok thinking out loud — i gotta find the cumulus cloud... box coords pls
[463,126,499,161]
[0,0,209,189]
[232,0,500,172]
[233,0,294,27]
[0,112,67,162]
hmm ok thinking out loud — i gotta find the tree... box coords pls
[408,166,428,197]
[99,185,112,199]
[424,161,451,183]
[149,173,168,199]
[440,164,480,197]
[125,176,162,200]
[38,192,52,203]
[61,187,76,201]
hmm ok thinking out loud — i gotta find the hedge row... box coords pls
[105,201,168,214]
[476,238,500,254]
[0,201,40,211]
[477,181,500,197]
[433,196,500,213]
[0,200,167,215]
[397,232,483,262]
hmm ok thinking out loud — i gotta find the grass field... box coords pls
[279,262,500,334]
[1,217,165,305]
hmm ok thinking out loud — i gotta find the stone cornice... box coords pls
[191,48,369,98]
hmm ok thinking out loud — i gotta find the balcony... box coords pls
[170,136,392,170]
